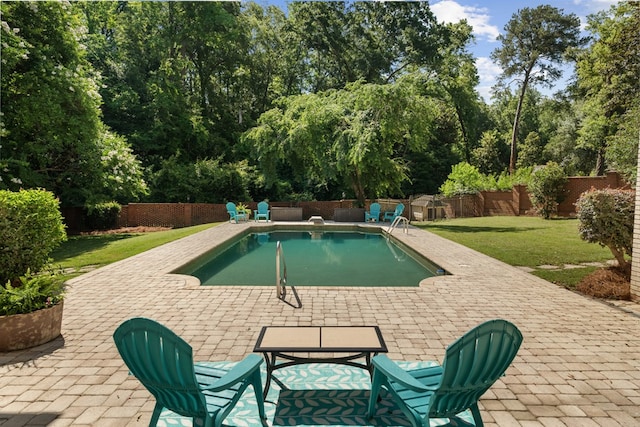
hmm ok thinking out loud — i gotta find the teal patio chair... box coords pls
[226,202,247,223]
[367,319,523,427]
[365,202,381,222]
[383,203,404,222]
[254,201,270,222]
[113,317,267,427]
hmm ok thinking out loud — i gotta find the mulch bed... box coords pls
[576,266,631,300]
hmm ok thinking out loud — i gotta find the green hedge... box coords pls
[0,189,67,284]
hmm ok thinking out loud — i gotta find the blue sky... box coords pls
[250,0,620,101]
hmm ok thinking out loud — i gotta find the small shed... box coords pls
[411,195,446,221]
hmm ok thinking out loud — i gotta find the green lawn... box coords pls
[415,216,613,288]
[51,223,219,274]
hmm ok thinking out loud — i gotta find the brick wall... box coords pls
[631,150,640,300]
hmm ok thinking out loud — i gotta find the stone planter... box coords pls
[0,302,63,351]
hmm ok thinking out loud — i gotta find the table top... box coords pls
[253,326,387,353]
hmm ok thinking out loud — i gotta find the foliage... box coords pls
[148,157,251,203]
[491,5,584,173]
[0,189,67,284]
[0,269,65,316]
[472,130,508,175]
[576,188,634,270]
[439,163,531,197]
[85,201,121,231]
[244,77,443,205]
[576,3,640,176]
[605,106,639,184]
[517,132,545,168]
[528,162,568,219]
[0,2,146,207]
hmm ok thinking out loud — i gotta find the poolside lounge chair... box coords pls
[226,202,247,223]
[254,201,270,222]
[365,203,381,222]
[383,203,404,222]
[113,317,267,427]
[367,319,523,427]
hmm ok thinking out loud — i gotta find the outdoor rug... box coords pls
[157,362,476,427]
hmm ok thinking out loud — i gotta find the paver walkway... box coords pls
[1,222,639,426]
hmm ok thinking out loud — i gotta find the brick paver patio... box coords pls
[1,222,639,426]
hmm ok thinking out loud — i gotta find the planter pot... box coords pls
[0,301,63,351]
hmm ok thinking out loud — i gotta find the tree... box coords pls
[576,2,640,177]
[243,77,439,205]
[491,5,583,174]
[0,1,146,207]
[528,162,568,219]
[576,188,634,272]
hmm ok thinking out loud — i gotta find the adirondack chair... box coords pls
[365,203,381,222]
[383,203,404,222]
[367,319,523,427]
[254,201,270,222]
[113,317,267,427]
[226,202,247,223]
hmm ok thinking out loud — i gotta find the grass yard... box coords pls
[51,223,219,275]
[415,216,614,289]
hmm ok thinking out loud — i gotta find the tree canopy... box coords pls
[1,1,638,208]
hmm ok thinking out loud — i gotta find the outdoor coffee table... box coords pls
[253,326,387,398]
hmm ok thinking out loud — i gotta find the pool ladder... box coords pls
[386,216,409,238]
[276,241,302,308]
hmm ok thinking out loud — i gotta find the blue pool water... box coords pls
[179,231,442,287]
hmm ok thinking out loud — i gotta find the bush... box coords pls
[0,189,67,284]
[439,162,485,196]
[576,188,634,271]
[0,269,66,315]
[85,201,121,230]
[528,162,568,219]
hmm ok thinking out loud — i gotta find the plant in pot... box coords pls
[0,189,68,351]
[236,202,251,219]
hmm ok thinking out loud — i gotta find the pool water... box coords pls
[180,231,442,287]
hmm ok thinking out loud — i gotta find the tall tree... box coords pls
[491,5,583,174]
[576,2,640,176]
[1,1,146,206]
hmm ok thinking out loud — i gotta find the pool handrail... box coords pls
[275,241,302,308]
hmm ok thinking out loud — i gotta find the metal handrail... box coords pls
[275,241,287,298]
[275,241,302,308]
[386,216,409,237]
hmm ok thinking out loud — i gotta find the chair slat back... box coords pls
[257,201,269,214]
[429,319,523,418]
[395,203,404,216]
[113,318,206,418]
[226,202,237,215]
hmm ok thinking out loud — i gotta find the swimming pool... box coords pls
[176,230,445,287]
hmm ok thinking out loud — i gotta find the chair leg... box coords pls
[251,370,268,424]
[367,370,384,418]
[149,403,163,427]
[470,402,484,427]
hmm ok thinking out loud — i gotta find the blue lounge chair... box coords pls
[113,317,267,427]
[367,319,523,427]
[383,203,404,222]
[226,202,247,223]
[365,202,381,222]
[254,201,270,222]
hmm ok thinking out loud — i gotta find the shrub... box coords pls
[0,269,66,315]
[439,162,485,196]
[576,188,634,271]
[85,201,121,230]
[0,189,67,284]
[528,162,568,219]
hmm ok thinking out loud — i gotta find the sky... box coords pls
[252,0,621,102]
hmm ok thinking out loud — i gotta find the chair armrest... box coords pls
[372,355,436,393]
[202,354,263,392]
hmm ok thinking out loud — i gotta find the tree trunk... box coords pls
[509,71,532,174]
